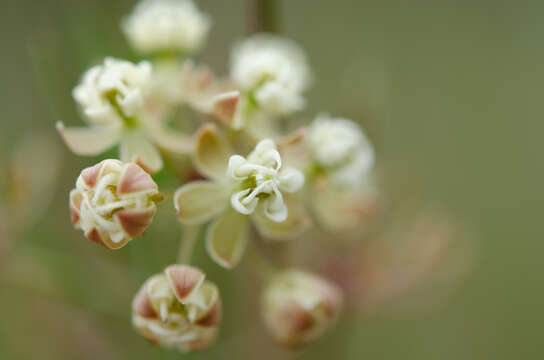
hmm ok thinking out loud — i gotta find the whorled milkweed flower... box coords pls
[122,0,211,55]
[57,57,190,174]
[230,34,311,128]
[261,269,343,348]
[132,265,221,352]
[69,159,162,249]
[227,139,305,222]
[174,125,309,268]
[308,114,375,188]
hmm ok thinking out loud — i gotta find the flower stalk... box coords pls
[177,224,201,264]
[250,0,280,33]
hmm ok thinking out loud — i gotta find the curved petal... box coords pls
[263,187,287,222]
[205,208,248,269]
[120,134,163,174]
[230,189,259,215]
[248,139,281,170]
[56,121,121,155]
[144,117,194,155]
[194,124,233,181]
[278,167,305,193]
[132,278,159,319]
[115,208,156,238]
[174,181,229,224]
[165,265,206,303]
[211,91,240,126]
[253,195,311,241]
[69,189,83,226]
[85,226,128,250]
[117,162,158,195]
[227,155,249,181]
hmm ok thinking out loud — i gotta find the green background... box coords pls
[0,0,542,359]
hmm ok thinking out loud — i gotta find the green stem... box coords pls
[250,0,280,34]
[177,224,201,264]
[247,228,278,282]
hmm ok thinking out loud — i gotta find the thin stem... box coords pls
[247,227,278,282]
[248,0,280,34]
[177,224,201,264]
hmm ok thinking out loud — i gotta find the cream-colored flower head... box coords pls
[228,139,305,222]
[308,115,374,187]
[72,57,151,125]
[231,34,310,116]
[69,159,161,249]
[59,57,202,174]
[132,265,221,352]
[122,0,211,54]
[174,126,310,269]
[262,270,343,348]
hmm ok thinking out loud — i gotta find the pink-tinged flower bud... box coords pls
[132,265,222,352]
[261,270,343,348]
[69,159,161,249]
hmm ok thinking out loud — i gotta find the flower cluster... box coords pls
[56,0,381,353]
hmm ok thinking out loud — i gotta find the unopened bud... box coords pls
[69,159,161,249]
[261,270,343,348]
[132,265,222,352]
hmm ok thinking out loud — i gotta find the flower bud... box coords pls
[261,270,343,348]
[230,34,310,116]
[73,57,151,126]
[69,159,161,249]
[122,0,211,54]
[132,265,221,352]
[308,115,374,187]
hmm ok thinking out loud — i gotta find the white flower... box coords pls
[308,115,375,187]
[122,0,211,54]
[69,159,162,249]
[228,139,305,222]
[230,34,310,116]
[174,127,310,269]
[262,270,343,348]
[58,57,196,173]
[73,57,151,125]
[132,265,221,352]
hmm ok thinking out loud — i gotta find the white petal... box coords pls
[174,181,229,224]
[206,209,248,269]
[329,149,374,188]
[194,124,233,181]
[248,139,281,169]
[263,187,287,222]
[231,189,258,215]
[227,155,250,181]
[278,167,305,193]
[144,117,194,155]
[56,121,121,155]
[120,134,163,173]
[118,89,144,117]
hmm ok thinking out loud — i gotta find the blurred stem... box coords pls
[248,228,278,282]
[249,0,280,34]
[177,224,201,264]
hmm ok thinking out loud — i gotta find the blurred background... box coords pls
[0,0,542,359]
